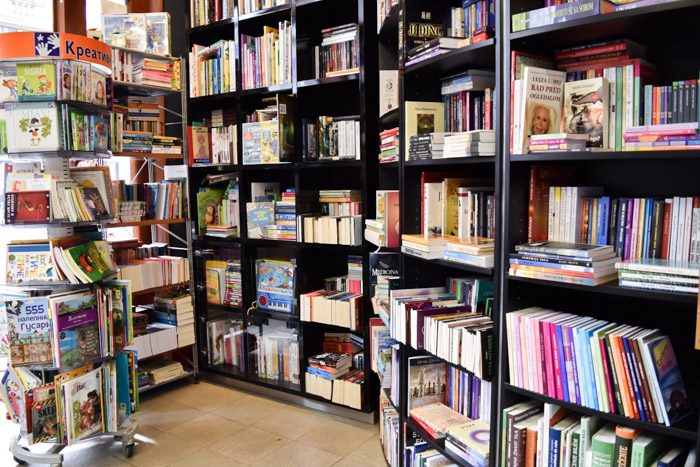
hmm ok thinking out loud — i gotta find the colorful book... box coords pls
[17,62,56,101]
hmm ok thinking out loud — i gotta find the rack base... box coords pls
[10,420,138,466]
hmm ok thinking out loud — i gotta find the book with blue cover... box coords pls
[5,297,52,366]
[256,259,295,313]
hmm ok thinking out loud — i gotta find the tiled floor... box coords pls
[1,380,385,466]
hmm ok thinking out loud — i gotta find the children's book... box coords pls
[62,240,114,284]
[0,63,18,101]
[62,368,103,443]
[259,120,279,163]
[5,191,50,223]
[52,291,100,368]
[145,13,171,55]
[29,384,58,444]
[6,102,60,152]
[58,60,72,100]
[5,297,52,366]
[90,115,109,152]
[17,62,56,101]
[102,14,148,52]
[6,242,55,283]
[90,70,107,107]
[71,167,114,216]
[246,202,274,239]
[256,259,296,313]
[196,187,225,235]
[242,122,261,164]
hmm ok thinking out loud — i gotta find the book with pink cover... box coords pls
[409,402,472,439]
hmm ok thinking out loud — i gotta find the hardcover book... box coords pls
[70,167,114,217]
[90,70,107,107]
[63,241,114,283]
[89,115,109,152]
[246,202,274,239]
[407,356,447,412]
[17,62,56,101]
[404,101,445,159]
[517,67,566,154]
[6,102,60,152]
[196,187,225,235]
[6,242,55,283]
[63,368,103,443]
[260,120,280,163]
[29,384,57,444]
[5,297,52,366]
[563,77,609,148]
[256,259,296,314]
[5,191,50,223]
[53,291,100,368]
[0,63,18,102]
[242,122,261,164]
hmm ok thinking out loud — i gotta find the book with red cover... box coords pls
[188,125,212,165]
[5,191,50,223]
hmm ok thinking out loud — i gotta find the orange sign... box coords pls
[0,32,111,71]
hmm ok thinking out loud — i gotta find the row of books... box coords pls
[365,190,400,248]
[300,259,363,330]
[189,0,234,28]
[615,259,699,294]
[0,59,108,107]
[241,99,294,164]
[2,165,114,224]
[205,259,242,308]
[241,22,292,90]
[246,189,297,241]
[239,0,287,15]
[111,178,186,221]
[102,13,171,56]
[248,320,300,386]
[305,362,364,409]
[207,318,245,369]
[379,391,400,466]
[6,238,115,285]
[442,71,495,131]
[313,23,359,79]
[506,306,691,426]
[298,214,363,246]
[503,400,697,467]
[301,116,361,161]
[379,127,398,163]
[449,0,494,44]
[112,48,180,90]
[118,255,190,292]
[196,178,240,238]
[188,40,236,98]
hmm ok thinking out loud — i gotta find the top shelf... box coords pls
[239,3,291,23]
[405,39,496,77]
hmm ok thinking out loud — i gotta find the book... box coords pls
[407,356,447,412]
[0,63,18,101]
[6,102,60,152]
[256,259,296,314]
[563,77,609,148]
[51,291,101,368]
[6,242,56,283]
[188,126,211,164]
[409,402,472,439]
[4,191,50,223]
[613,425,639,467]
[591,423,616,467]
[62,368,103,443]
[516,67,566,154]
[404,101,445,160]
[5,297,52,366]
[17,62,56,101]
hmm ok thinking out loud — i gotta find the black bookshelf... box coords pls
[186,0,378,421]
[496,0,700,464]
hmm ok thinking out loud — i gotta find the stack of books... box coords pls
[307,352,353,380]
[142,56,178,89]
[316,24,359,78]
[364,190,399,248]
[118,255,190,292]
[125,96,162,135]
[241,22,292,89]
[405,37,464,67]
[410,402,473,439]
[506,309,691,426]
[408,133,451,160]
[445,419,490,467]
[153,291,195,347]
[401,234,447,260]
[528,133,589,153]
[615,259,700,294]
[121,131,153,153]
[509,242,619,286]
[379,127,399,163]
[624,122,700,151]
[152,135,181,154]
[444,237,495,268]
[441,71,495,133]
[443,130,496,158]
[267,189,296,240]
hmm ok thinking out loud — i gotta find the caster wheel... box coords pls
[123,443,134,458]
[13,456,27,465]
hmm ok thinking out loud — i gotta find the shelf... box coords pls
[203,362,246,379]
[238,3,291,22]
[251,308,299,323]
[507,275,698,304]
[189,91,237,105]
[509,0,700,48]
[189,17,236,36]
[504,383,698,441]
[403,253,494,275]
[300,319,360,333]
[1,150,110,160]
[1,218,116,229]
[111,151,184,160]
[110,45,179,62]
[405,39,496,77]
[239,83,293,97]
[298,159,362,168]
[404,417,464,466]
[106,218,187,228]
[379,160,399,168]
[196,236,243,247]
[131,281,190,296]
[112,80,181,97]
[139,370,195,394]
[245,237,298,248]
[404,156,496,167]
[510,149,700,162]
[297,73,359,89]
[2,273,118,290]
[240,162,295,171]
[302,389,369,414]
[206,303,246,315]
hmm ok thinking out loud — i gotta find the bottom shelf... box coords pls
[504,383,699,441]
[404,417,463,466]
[139,370,195,393]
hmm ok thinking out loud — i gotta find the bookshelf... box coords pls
[186,0,378,422]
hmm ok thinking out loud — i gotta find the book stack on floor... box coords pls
[528,133,589,153]
[379,127,399,163]
[298,190,362,246]
[118,255,190,292]
[210,108,237,164]
[502,401,697,467]
[442,130,496,158]
[615,259,700,294]
[206,318,245,369]
[506,307,691,426]
[187,40,236,97]
[301,115,361,161]
[205,259,242,308]
[314,23,359,78]
[138,360,187,387]
[442,71,495,133]
[153,290,195,348]
[365,190,399,248]
[509,242,619,286]
[241,22,292,89]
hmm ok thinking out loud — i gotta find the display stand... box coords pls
[0,32,138,466]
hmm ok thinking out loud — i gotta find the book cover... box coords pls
[205,262,224,304]
[5,297,52,366]
[368,252,399,298]
[404,101,445,159]
[29,384,57,444]
[517,67,566,154]
[0,63,18,101]
[196,187,225,235]
[6,242,55,283]
[188,126,211,164]
[563,77,609,148]
[63,368,103,443]
[246,202,274,239]
[242,122,261,164]
[407,356,447,412]
[145,13,171,55]
[645,336,690,425]
[256,259,295,313]
[54,291,100,368]
[17,62,55,101]
[102,14,148,52]
[260,119,280,163]
[90,71,107,107]
[89,115,109,152]
[64,241,113,283]
[7,102,60,152]
[5,191,50,223]
[71,167,114,217]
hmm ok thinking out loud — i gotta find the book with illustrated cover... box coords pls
[196,187,225,235]
[58,60,72,100]
[63,241,114,284]
[17,62,56,101]
[52,291,100,368]
[6,102,60,152]
[0,63,18,102]
[106,280,132,353]
[102,14,148,52]
[644,335,690,426]
[246,202,274,239]
[6,242,55,283]
[29,384,58,444]
[260,120,280,163]
[70,167,114,217]
[256,259,296,313]
[145,13,171,55]
[408,356,447,412]
[5,191,50,224]
[90,70,107,107]
[188,126,211,164]
[516,66,566,154]
[90,115,109,152]
[404,101,445,159]
[205,260,226,304]
[62,368,103,443]
[563,77,609,148]
[242,122,261,164]
[71,62,91,103]
[5,297,52,366]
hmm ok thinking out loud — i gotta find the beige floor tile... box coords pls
[342,436,388,466]
[215,394,286,425]
[166,411,245,447]
[252,405,328,440]
[168,449,249,467]
[297,416,378,457]
[114,425,201,467]
[59,437,134,467]
[251,440,341,467]
[133,397,205,432]
[208,426,290,464]
[164,382,249,413]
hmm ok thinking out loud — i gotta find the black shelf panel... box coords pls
[245,374,301,392]
[403,253,494,276]
[507,275,697,305]
[206,303,246,315]
[404,417,464,466]
[240,162,296,171]
[244,237,365,252]
[298,159,362,168]
[405,39,496,76]
[509,0,700,48]
[189,91,237,105]
[195,236,243,248]
[245,237,299,248]
[202,363,246,379]
[238,3,291,22]
[378,4,399,46]
[1,150,110,160]
[379,108,399,128]
[251,308,299,322]
[300,319,360,333]
[297,73,359,89]
[404,156,496,167]
[510,149,700,162]
[239,83,293,97]
[505,383,698,441]
[189,17,236,36]
[379,161,399,169]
